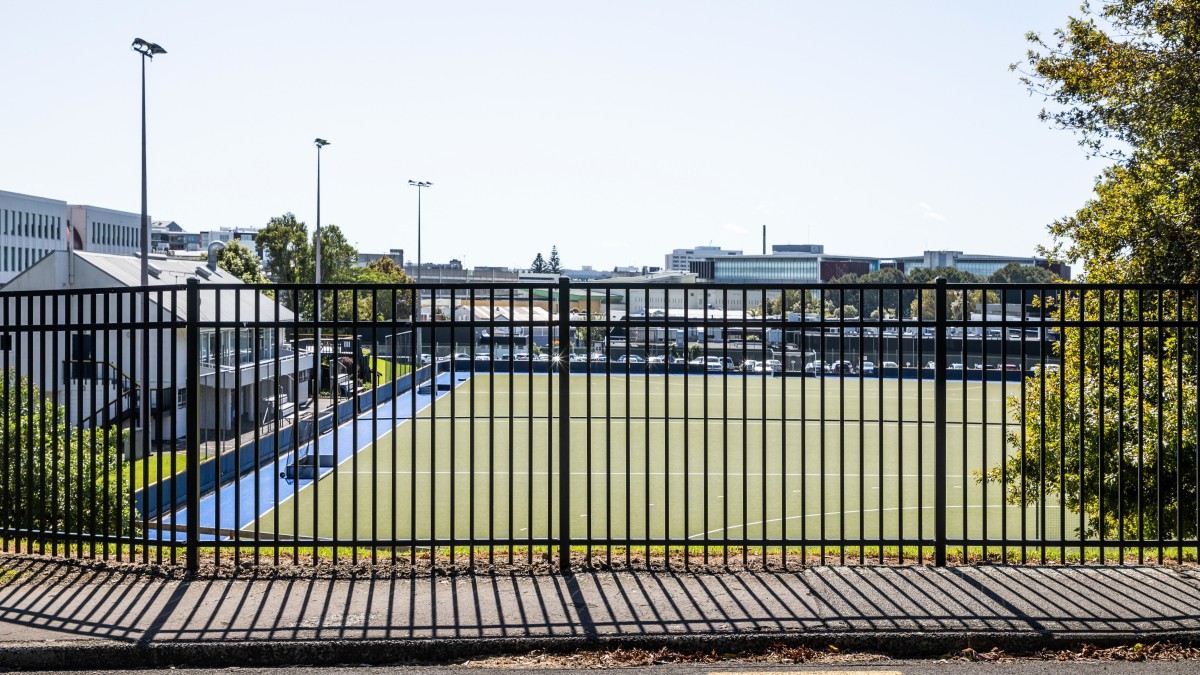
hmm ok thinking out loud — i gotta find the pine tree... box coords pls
[530,252,547,273]
[548,246,561,273]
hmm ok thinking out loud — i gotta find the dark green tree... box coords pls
[981,0,1200,543]
[216,239,270,286]
[1,372,132,537]
[256,213,310,310]
[987,262,1060,285]
[342,256,415,322]
[530,252,548,273]
[548,246,562,273]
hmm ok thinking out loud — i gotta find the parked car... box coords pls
[861,360,876,375]
[647,355,666,364]
[765,359,783,373]
[881,361,899,369]
[804,360,824,374]
[512,352,530,361]
[826,360,855,375]
[615,354,645,363]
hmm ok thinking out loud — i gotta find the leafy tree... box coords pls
[906,266,981,284]
[988,262,1060,285]
[256,213,310,310]
[829,268,908,319]
[981,0,1200,543]
[216,239,270,286]
[530,252,548,273]
[574,326,605,351]
[988,262,1061,306]
[1,372,132,537]
[548,246,562,273]
[340,256,415,322]
[314,224,358,283]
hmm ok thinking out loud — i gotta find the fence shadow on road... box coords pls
[1,557,1199,644]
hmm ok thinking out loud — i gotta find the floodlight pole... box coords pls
[314,138,330,416]
[132,38,166,287]
[409,180,432,374]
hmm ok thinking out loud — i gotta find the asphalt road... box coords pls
[21,661,1200,674]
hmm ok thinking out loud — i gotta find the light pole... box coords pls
[408,180,431,369]
[132,38,166,287]
[313,138,330,415]
[314,139,330,284]
[408,180,431,282]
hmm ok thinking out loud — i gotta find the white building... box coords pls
[201,227,261,258]
[1,250,314,452]
[665,245,741,272]
[0,189,68,285]
[68,203,143,257]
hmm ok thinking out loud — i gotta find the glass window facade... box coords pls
[713,257,820,283]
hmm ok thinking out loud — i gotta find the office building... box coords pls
[0,189,68,285]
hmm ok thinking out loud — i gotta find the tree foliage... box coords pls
[986,0,1200,542]
[337,256,415,322]
[1017,0,1200,282]
[216,239,270,286]
[1,372,131,537]
[981,289,1198,541]
[530,252,548,273]
[256,213,310,311]
[548,246,562,273]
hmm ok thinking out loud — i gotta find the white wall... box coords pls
[69,204,143,257]
[0,190,68,285]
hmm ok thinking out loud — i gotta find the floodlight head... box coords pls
[132,38,167,58]
[409,180,432,188]
[314,138,330,148]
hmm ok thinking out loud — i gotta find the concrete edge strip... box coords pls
[3,631,1200,670]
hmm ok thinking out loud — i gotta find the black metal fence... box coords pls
[1,278,1196,571]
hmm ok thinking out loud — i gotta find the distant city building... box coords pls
[891,250,1070,280]
[151,220,185,252]
[68,203,143,257]
[691,253,878,284]
[665,245,741,272]
[0,190,68,285]
[771,244,824,255]
[560,265,608,281]
[200,227,260,255]
[358,248,405,268]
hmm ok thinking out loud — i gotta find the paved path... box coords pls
[159,369,471,540]
[0,559,1197,668]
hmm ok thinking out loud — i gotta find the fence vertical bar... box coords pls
[185,278,201,573]
[934,277,948,566]
[557,277,572,573]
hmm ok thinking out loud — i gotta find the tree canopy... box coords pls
[216,239,270,285]
[1018,0,1200,283]
[985,0,1200,544]
[1,373,130,537]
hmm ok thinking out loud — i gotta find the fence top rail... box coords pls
[5,281,1200,302]
[0,284,189,300]
[180,280,1200,292]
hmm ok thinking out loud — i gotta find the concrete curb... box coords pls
[4,631,1200,670]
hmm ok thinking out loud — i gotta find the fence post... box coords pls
[557,276,572,573]
[185,279,201,573]
[933,277,948,566]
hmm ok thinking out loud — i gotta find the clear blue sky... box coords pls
[1,1,1101,271]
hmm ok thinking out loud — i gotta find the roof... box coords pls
[2,251,292,324]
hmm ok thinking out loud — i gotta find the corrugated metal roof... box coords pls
[76,252,293,323]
